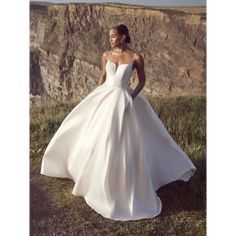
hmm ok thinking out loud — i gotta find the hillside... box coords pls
[30,2,206,102]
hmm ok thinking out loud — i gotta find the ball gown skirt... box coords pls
[40,58,197,221]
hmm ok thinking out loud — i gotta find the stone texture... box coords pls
[30,2,206,102]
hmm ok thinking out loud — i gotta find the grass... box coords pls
[30,95,206,235]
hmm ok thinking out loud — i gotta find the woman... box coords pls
[96,25,145,102]
[40,24,196,221]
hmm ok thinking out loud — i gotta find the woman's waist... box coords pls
[103,80,129,90]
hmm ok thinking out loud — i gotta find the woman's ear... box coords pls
[121,34,126,42]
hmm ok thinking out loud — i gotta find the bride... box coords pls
[40,24,197,221]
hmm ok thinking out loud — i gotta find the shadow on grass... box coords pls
[30,169,76,235]
[30,155,206,235]
[156,157,206,216]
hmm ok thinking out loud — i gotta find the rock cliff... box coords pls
[30,2,206,101]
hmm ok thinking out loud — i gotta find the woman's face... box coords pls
[109,29,125,48]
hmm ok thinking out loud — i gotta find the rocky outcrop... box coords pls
[30,2,206,102]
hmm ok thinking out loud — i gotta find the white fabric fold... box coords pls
[40,58,196,221]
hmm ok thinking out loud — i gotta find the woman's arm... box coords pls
[96,51,108,85]
[130,53,146,100]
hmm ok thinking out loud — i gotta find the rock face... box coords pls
[30,2,206,102]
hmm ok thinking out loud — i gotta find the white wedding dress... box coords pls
[40,51,196,221]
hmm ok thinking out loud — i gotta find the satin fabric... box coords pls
[40,58,197,221]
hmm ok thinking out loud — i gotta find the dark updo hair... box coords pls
[111,24,131,43]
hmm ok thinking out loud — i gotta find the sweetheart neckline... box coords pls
[107,59,133,67]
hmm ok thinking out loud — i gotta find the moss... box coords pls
[40,21,61,52]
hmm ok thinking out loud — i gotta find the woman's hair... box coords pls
[110,24,131,43]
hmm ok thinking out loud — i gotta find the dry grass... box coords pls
[30,95,206,235]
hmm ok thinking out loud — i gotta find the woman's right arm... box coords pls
[96,51,108,85]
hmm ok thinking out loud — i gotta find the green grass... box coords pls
[30,95,206,235]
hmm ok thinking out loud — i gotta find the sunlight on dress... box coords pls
[40,52,197,221]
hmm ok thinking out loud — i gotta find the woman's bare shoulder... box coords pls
[128,48,142,59]
[102,50,110,59]
[133,51,144,64]
[133,50,142,57]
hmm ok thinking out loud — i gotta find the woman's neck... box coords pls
[112,44,128,53]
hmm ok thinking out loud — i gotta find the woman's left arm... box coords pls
[130,53,146,100]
